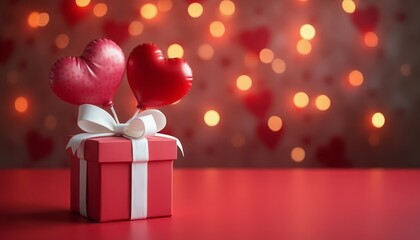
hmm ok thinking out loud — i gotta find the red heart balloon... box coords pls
[127,43,193,109]
[49,38,125,107]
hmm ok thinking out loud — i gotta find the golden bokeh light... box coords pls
[259,48,274,64]
[315,95,331,111]
[55,34,70,49]
[93,3,108,17]
[38,12,49,27]
[348,70,363,87]
[219,0,235,16]
[128,21,144,36]
[167,44,184,58]
[204,110,220,127]
[197,44,214,60]
[188,2,203,18]
[297,39,312,55]
[236,75,252,91]
[291,147,305,162]
[44,115,57,130]
[300,24,316,40]
[157,0,173,12]
[209,21,225,38]
[141,3,158,20]
[364,32,378,47]
[15,96,28,113]
[342,0,356,13]
[372,112,385,128]
[272,58,286,74]
[75,0,90,7]
[293,92,309,108]
[28,12,40,28]
[267,116,283,132]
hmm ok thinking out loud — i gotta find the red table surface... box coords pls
[1,169,420,240]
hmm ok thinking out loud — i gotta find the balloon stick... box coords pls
[128,109,140,122]
[110,105,120,124]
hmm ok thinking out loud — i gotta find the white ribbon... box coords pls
[67,104,183,220]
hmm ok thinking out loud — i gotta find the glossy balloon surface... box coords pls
[127,43,192,109]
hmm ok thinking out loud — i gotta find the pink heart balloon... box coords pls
[49,38,125,107]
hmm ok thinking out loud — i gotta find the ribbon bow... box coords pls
[67,104,183,157]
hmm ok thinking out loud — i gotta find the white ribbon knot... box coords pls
[66,104,183,157]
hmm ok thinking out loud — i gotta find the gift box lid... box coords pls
[69,136,177,163]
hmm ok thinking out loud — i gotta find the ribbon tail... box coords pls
[155,133,184,157]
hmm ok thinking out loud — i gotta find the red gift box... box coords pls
[69,136,177,222]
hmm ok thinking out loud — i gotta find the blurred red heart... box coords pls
[25,130,54,162]
[49,38,125,106]
[127,43,193,109]
[351,6,379,33]
[243,89,273,118]
[257,120,284,149]
[103,21,130,45]
[238,26,271,54]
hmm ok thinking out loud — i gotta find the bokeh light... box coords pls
[259,48,274,64]
[197,44,214,60]
[37,12,49,27]
[209,21,225,38]
[300,24,316,40]
[342,0,356,13]
[141,3,158,20]
[128,21,144,36]
[15,96,28,113]
[75,0,90,7]
[372,112,385,128]
[55,34,70,49]
[167,44,184,58]
[364,32,378,47]
[297,39,312,55]
[93,3,108,17]
[271,58,286,74]
[291,147,305,162]
[236,75,252,91]
[293,92,309,108]
[267,116,283,132]
[28,12,40,28]
[219,0,235,16]
[188,2,203,18]
[315,95,331,111]
[157,0,172,12]
[204,110,220,127]
[348,70,363,86]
